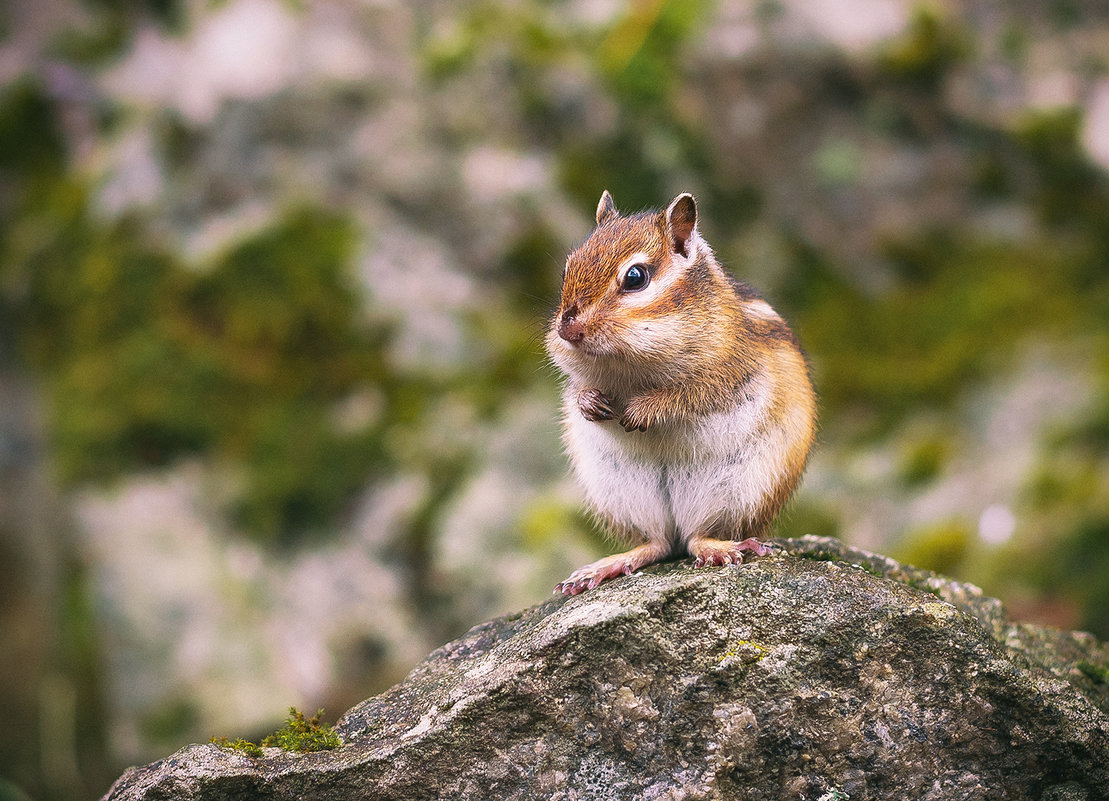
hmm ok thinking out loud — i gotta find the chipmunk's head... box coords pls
[548,190,717,373]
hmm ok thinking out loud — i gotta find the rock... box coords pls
[101,536,1109,801]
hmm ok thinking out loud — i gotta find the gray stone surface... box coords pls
[102,536,1109,801]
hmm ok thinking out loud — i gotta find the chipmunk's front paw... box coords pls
[577,387,616,422]
[619,396,654,432]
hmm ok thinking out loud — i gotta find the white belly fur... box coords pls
[562,372,790,548]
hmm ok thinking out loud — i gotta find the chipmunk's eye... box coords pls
[621,264,650,292]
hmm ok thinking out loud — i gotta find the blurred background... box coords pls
[2,0,1109,798]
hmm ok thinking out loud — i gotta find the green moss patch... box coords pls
[1077,661,1109,686]
[210,708,341,758]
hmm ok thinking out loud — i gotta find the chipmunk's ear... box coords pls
[596,190,618,226]
[665,193,698,259]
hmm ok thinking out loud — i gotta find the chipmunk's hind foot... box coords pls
[555,541,671,596]
[687,536,772,568]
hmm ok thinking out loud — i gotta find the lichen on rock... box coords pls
[102,536,1109,801]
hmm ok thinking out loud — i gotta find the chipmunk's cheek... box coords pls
[620,317,683,354]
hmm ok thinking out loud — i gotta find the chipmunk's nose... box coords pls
[558,305,585,343]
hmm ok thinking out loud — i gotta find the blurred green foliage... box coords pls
[892,519,973,579]
[5,0,1109,580]
[6,5,1109,801]
[898,430,952,488]
[1061,516,1109,639]
[141,698,200,747]
[595,0,710,109]
[1,80,405,544]
[876,7,969,92]
[3,0,1109,633]
[773,498,841,542]
[8,191,394,543]
[0,79,66,179]
[797,233,1093,426]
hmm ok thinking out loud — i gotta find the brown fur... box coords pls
[560,212,791,427]
[549,191,818,594]
[557,192,816,465]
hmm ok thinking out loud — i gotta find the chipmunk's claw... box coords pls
[554,564,623,596]
[554,543,672,596]
[577,388,616,422]
[618,397,653,433]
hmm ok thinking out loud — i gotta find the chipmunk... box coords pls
[547,190,817,595]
